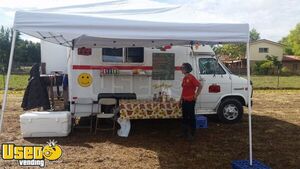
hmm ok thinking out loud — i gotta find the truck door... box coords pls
[197,57,232,109]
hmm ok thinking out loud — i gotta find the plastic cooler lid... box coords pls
[20,111,71,119]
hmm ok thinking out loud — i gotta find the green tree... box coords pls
[0,25,41,71]
[0,26,13,69]
[254,55,282,75]
[266,55,282,74]
[280,23,300,55]
[214,28,261,59]
[265,55,282,68]
[280,37,294,55]
[260,60,274,74]
[249,28,260,41]
[214,43,246,59]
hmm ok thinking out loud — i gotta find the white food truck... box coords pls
[42,41,252,123]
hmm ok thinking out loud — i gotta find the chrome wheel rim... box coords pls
[223,104,239,120]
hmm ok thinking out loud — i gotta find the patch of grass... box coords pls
[0,74,29,90]
[254,89,300,94]
[243,75,300,89]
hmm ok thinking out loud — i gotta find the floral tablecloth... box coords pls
[119,100,182,119]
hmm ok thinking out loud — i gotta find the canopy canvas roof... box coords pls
[13,0,249,48]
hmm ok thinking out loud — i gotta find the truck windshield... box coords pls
[198,58,226,75]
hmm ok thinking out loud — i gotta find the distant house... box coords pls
[250,39,284,63]
[220,39,285,75]
[282,55,300,75]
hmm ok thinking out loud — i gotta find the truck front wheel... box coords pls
[217,98,243,124]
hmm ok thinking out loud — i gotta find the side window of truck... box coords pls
[199,58,226,75]
[102,47,144,63]
[125,47,144,63]
[102,48,123,62]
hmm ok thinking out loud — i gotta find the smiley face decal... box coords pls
[43,144,62,161]
[78,73,93,87]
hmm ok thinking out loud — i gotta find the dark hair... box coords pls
[182,63,193,73]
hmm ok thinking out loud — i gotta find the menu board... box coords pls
[152,53,175,80]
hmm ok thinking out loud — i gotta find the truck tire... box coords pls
[217,98,243,124]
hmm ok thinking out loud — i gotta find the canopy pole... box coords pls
[67,49,74,113]
[246,39,253,165]
[0,30,17,132]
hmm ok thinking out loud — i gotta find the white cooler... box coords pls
[20,111,71,138]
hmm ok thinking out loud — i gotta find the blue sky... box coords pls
[0,0,299,42]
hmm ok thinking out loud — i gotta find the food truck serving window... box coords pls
[102,48,144,63]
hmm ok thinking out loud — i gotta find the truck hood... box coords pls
[230,74,248,85]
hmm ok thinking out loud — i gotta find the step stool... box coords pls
[195,115,207,128]
[231,160,271,169]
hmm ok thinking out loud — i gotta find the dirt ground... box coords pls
[0,90,299,169]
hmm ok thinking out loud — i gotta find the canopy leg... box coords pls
[0,30,17,132]
[246,41,253,166]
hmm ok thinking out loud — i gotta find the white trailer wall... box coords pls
[69,46,194,101]
[41,40,68,74]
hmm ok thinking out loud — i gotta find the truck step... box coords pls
[196,109,216,115]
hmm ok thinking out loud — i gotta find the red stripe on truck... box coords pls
[73,65,182,70]
[175,67,181,70]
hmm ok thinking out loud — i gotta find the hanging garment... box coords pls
[21,63,51,110]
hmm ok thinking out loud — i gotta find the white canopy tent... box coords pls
[0,0,253,165]
[13,9,249,47]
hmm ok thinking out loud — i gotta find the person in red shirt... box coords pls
[179,63,202,140]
